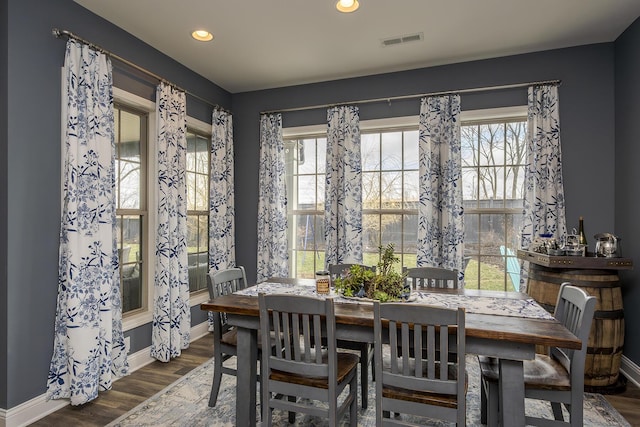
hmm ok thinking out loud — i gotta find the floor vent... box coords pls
[381,32,424,47]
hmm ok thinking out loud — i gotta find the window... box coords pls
[461,115,527,291]
[115,103,148,315]
[114,88,212,325]
[284,108,527,290]
[284,127,419,278]
[186,129,210,293]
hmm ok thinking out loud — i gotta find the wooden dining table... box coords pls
[201,277,582,426]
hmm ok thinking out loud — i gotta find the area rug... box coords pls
[107,355,630,426]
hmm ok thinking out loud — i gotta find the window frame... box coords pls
[282,106,528,287]
[114,88,212,331]
[185,118,213,307]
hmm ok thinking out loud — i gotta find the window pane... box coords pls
[362,172,379,209]
[297,175,316,208]
[462,168,478,205]
[479,124,504,166]
[363,213,380,252]
[195,136,209,174]
[381,132,402,171]
[298,139,317,174]
[381,171,402,207]
[186,172,196,211]
[195,174,208,210]
[361,133,379,171]
[119,215,143,312]
[119,111,141,162]
[316,138,327,174]
[403,171,419,208]
[403,130,419,170]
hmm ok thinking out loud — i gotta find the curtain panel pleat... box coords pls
[47,40,128,405]
[519,85,567,291]
[324,106,363,266]
[257,113,289,282]
[209,109,236,271]
[151,83,190,362]
[417,95,465,279]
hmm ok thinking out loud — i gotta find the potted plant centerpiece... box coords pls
[333,244,408,302]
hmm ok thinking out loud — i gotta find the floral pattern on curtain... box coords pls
[257,113,288,282]
[150,83,190,362]
[519,85,567,291]
[417,96,465,279]
[209,108,235,271]
[47,40,128,405]
[324,106,363,266]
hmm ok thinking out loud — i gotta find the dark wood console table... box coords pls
[517,249,633,392]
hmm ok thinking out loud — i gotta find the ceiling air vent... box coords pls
[381,32,424,47]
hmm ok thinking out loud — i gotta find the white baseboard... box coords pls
[621,354,640,388]
[0,322,211,427]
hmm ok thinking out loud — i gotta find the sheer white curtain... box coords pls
[324,106,363,266]
[257,113,288,282]
[417,95,465,279]
[47,40,128,405]
[519,84,567,291]
[150,83,190,362]
[209,108,235,271]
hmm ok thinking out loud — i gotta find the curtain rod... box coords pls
[260,79,561,115]
[52,28,231,115]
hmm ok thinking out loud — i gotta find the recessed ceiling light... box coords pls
[191,30,213,42]
[336,0,359,13]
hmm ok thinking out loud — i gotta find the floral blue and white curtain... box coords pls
[519,85,566,290]
[150,83,190,362]
[417,96,465,279]
[257,113,288,282]
[324,106,363,266]
[47,40,128,406]
[209,108,235,271]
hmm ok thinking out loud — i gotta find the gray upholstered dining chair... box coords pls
[478,282,596,426]
[207,266,271,408]
[258,293,359,426]
[328,263,376,409]
[374,301,467,426]
[404,266,459,290]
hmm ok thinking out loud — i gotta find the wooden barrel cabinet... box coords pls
[517,250,633,392]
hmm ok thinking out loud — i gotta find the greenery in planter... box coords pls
[333,244,407,302]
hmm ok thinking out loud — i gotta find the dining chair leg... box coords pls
[350,373,358,426]
[551,402,565,421]
[360,346,369,409]
[486,380,499,427]
[480,378,488,425]
[208,356,223,407]
[288,396,296,424]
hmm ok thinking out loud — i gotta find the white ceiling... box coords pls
[74,0,640,93]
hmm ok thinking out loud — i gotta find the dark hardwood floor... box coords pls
[30,334,215,427]
[30,332,640,426]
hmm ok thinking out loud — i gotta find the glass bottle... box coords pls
[578,216,588,254]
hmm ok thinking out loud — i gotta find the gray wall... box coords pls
[3,0,229,409]
[615,17,640,364]
[233,44,617,286]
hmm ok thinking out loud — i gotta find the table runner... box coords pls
[235,282,555,320]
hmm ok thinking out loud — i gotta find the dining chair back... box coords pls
[328,263,377,409]
[259,293,359,426]
[479,282,596,426]
[404,266,459,290]
[206,266,252,407]
[374,301,467,426]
